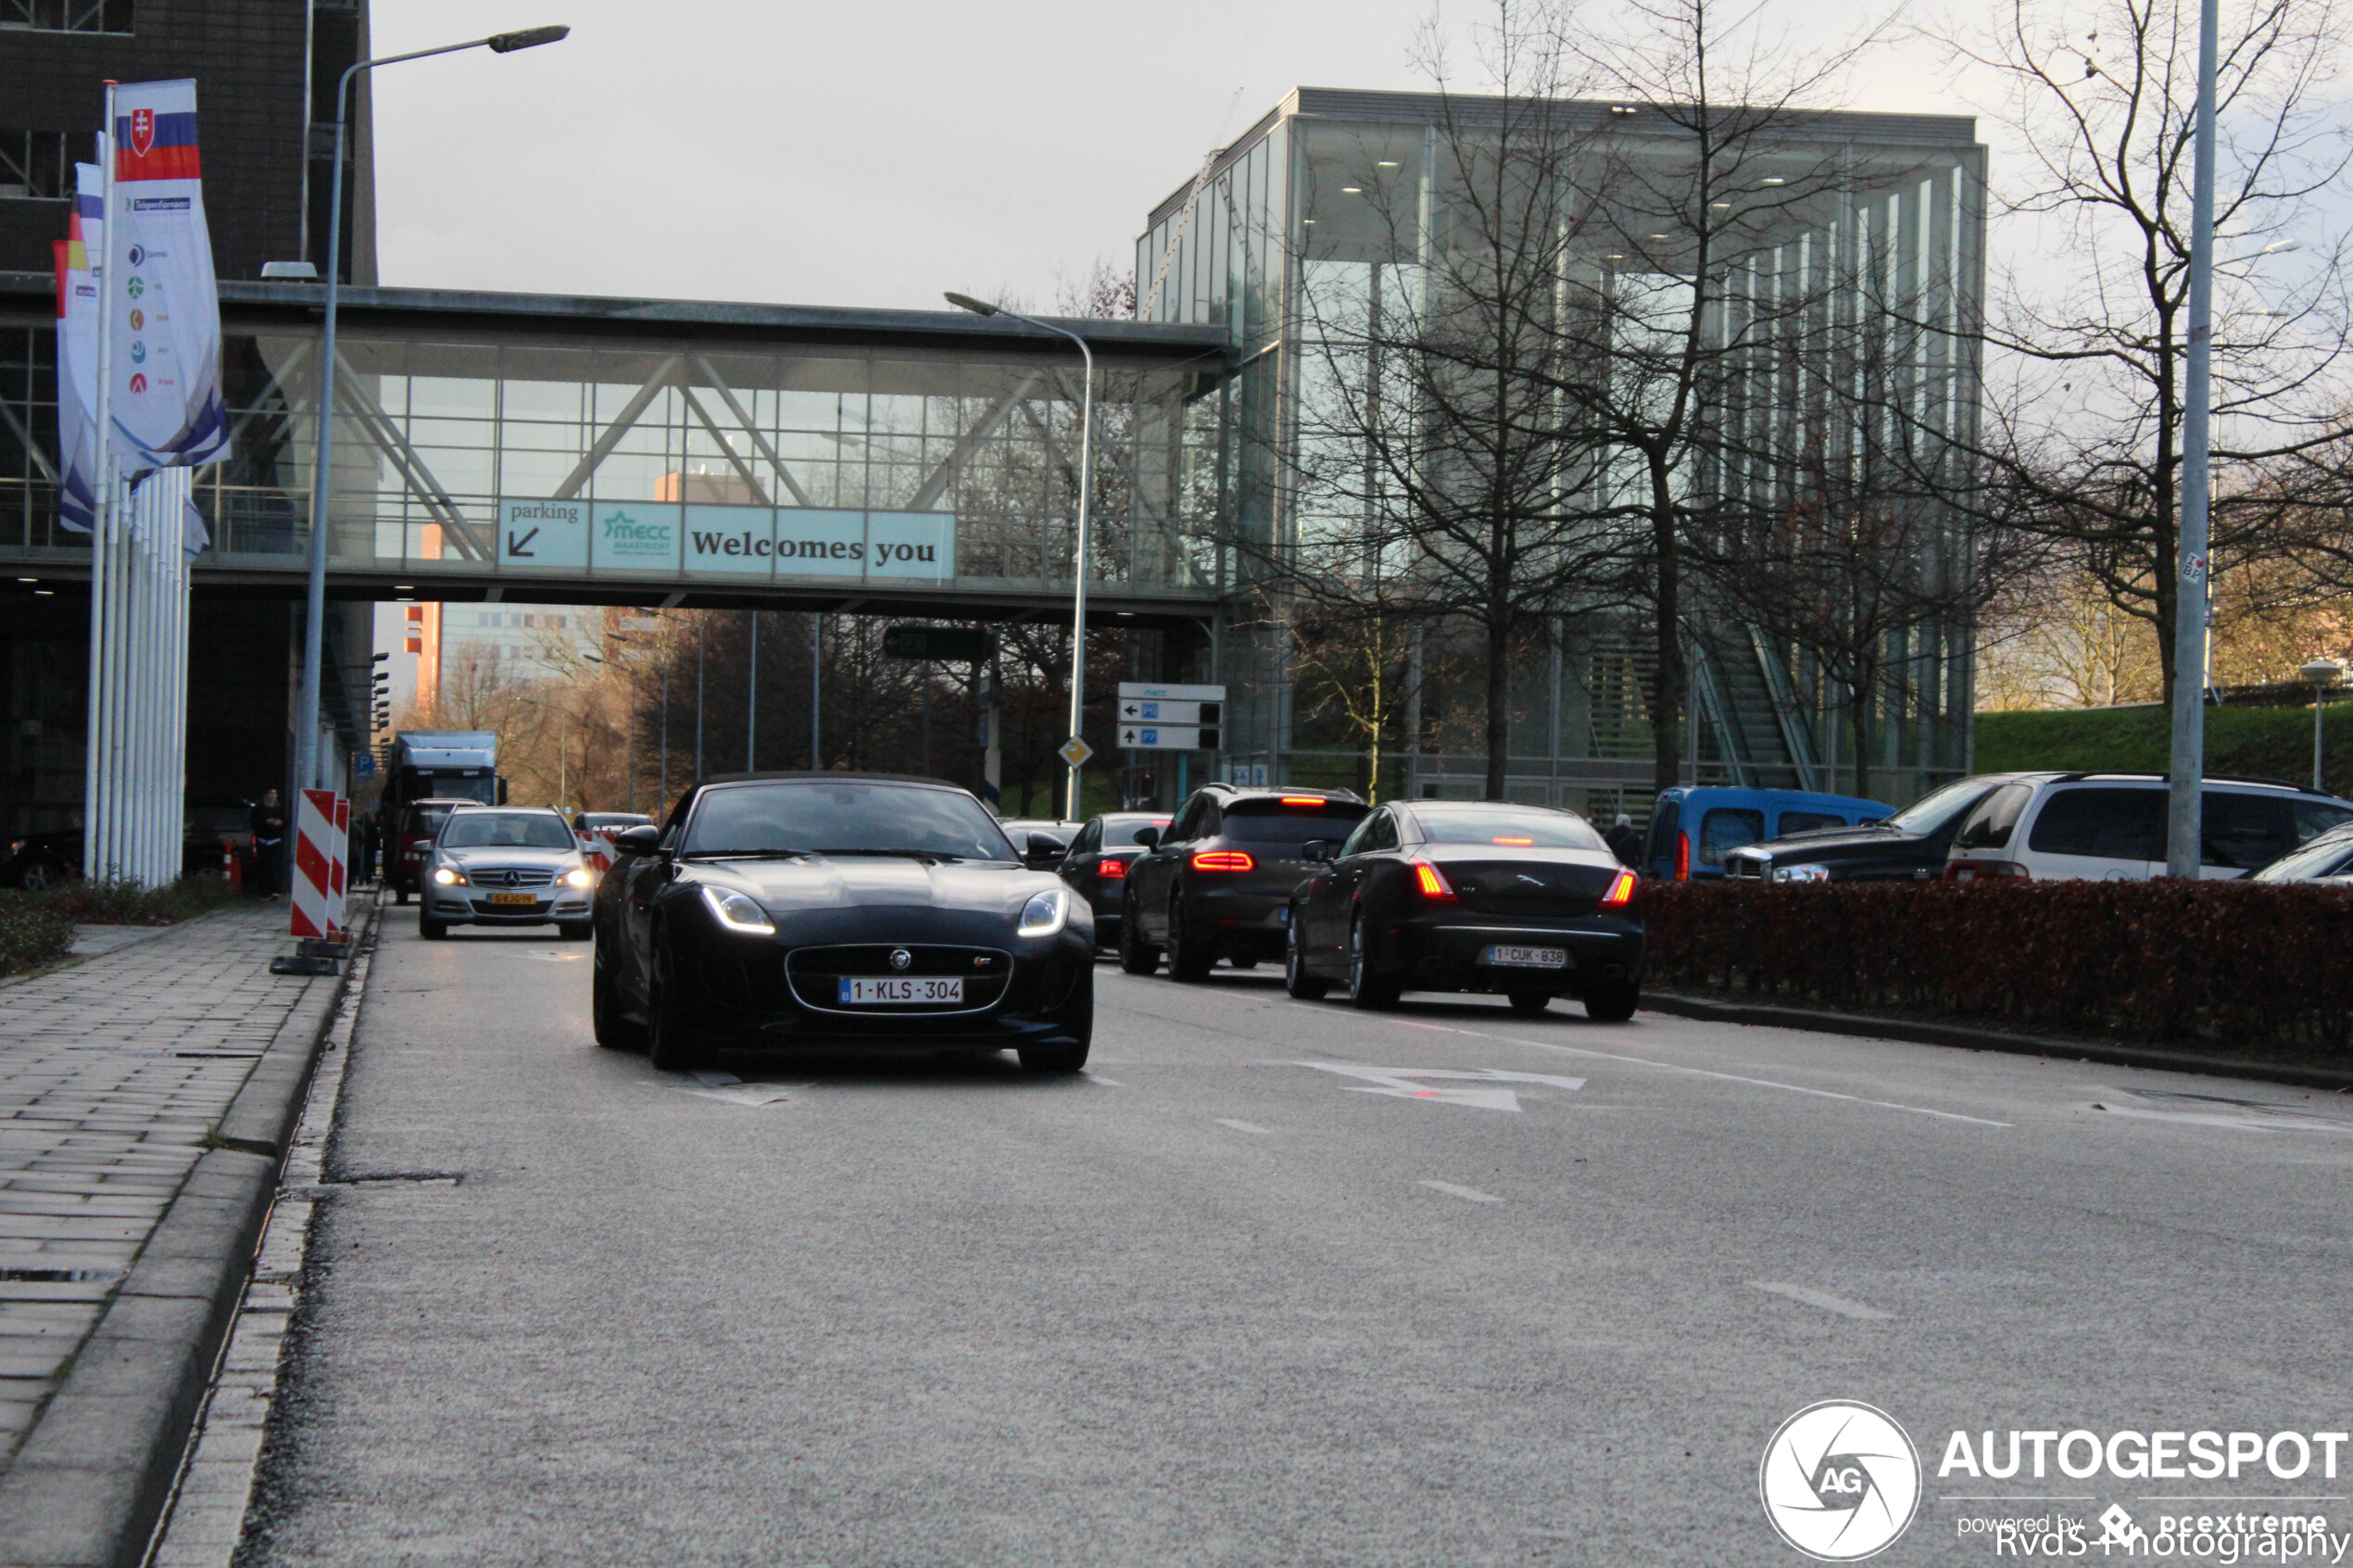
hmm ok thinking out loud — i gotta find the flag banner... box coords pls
[107,80,227,475]
[53,162,102,533]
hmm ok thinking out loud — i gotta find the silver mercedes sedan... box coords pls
[422,806,596,941]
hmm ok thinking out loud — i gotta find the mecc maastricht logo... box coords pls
[1761,1400,1923,1561]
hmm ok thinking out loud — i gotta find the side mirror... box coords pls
[1302,839,1335,863]
[612,824,663,858]
[1026,833,1068,865]
[1132,826,1160,849]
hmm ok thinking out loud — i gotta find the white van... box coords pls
[1943,774,2353,882]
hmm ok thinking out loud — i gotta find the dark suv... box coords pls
[1119,784,1368,980]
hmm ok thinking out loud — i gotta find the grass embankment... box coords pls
[0,877,242,980]
[1976,701,2353,795]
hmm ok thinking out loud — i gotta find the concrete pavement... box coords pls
[234,916,2353,1565]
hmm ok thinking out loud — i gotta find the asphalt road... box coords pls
[240,915,2353,1567]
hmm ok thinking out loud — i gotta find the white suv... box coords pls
[1944,774,2353,883]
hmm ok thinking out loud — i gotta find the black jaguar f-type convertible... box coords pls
[591,774,1095,1073]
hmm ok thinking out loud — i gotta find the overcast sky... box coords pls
[369,0,1985,313]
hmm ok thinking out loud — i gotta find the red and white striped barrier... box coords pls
[291,788,346,938]
[331,795,349,933]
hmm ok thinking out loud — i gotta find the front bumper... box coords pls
[1386,912,1644,996]
[428,892,591,924]
[674,907,1095,1049]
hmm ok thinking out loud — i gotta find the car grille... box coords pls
[1725,858,1766,880]
[466,866,555,887]
[783,944,1013,1014]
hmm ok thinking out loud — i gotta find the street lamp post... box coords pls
[945,292,1094,820]
[2164,0,2220,878]
[293,25,569,798]
[2303,659,2343,791]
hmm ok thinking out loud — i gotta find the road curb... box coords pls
[0,897,377,1568]
[1640,990,2353,1092]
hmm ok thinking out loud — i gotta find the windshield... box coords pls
[686,782,1016,860]
[1103,818,1171,847]
[1886,778,1999,836]
[2252,827,2353,882]
[1409,807,1606,850]
[1222,801,1368,852]
[440,811,575,850]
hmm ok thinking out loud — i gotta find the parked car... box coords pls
[1119,784,1368,979]
[183,802,255,881]
[591,773,1094,1073]
[1641,786,1894,881]
[419,806,597,940]
[2248,820,2353,884]
[1057,811,1173,947]
[1722,775,2021,884]
[1284,799,1643,1019]
[1,828,81,890]
[1943,773,2353,883]
[389,797,474,905]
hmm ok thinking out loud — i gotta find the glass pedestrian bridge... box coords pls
[0,278,1234,622]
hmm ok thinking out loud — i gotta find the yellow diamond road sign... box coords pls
[1057,736,1094,768]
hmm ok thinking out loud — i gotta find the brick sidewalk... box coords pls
[0,903,328,1469]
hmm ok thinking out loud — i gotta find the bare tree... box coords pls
[1929,0,2353,706]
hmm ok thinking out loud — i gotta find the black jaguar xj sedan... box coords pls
[591,773,1094,1073]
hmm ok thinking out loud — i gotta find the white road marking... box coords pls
[690,1070,741,1086]
[671,1083,799,1107]
[1749,1280,1895,1320]
[1417,1179,1503,1203]
[1386,1023,2010,1127]
[523,951,583,961]
[1295,1062,1586,1113]
[1216,1118,1270,1135]
[1090,1076,1126,1086]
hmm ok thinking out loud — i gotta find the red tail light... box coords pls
[1601,868,1638,907]
[1412,859,1457,900]
[1190,850,1254,872]
[1674,831,1691,882]
[1945,859,2030,883]
[1100,857,1126,879]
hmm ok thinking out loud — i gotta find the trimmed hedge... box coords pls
[0,894,77,978]
[1644,880,2353,1054]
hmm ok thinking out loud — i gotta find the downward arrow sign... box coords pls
[507,526,540,557]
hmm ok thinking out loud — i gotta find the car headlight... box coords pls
[432,866,465,885]
[698,884,775,936]
[562,867,594,888]
[1017,885,1069,937]
[1771,862,1831,884]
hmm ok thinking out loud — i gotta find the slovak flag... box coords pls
[104,79,224,473]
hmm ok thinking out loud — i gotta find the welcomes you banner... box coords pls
[489,500,957,582]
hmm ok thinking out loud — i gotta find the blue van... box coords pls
[1641,786,1894,881]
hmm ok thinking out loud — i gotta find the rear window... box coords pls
[1777,810,1845,835]
[1411,807,1605,850]
[1102,818,1171,847]
[1221,799,1368,850]
[2293,799,2353,842]
[1698,809,1765,865]
[402,805,455,837]
[2026,787,2165,861]
[2201,791,2296,870]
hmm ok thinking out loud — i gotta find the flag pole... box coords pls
[82,84,117,883]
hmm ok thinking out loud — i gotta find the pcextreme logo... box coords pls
[1762,1400,1924,1561]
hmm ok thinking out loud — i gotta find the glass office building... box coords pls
[1139,88,1988,809]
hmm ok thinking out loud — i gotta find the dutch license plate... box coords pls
[486,892,537,907]
[1481,944,1566,969]
[839,976,964,1005]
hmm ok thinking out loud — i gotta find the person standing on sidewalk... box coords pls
[1604,813,1642,869]
[249,789,287,898]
